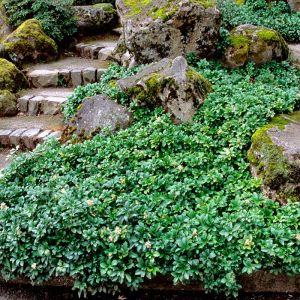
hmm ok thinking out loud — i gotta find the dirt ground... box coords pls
[0,284,299,300]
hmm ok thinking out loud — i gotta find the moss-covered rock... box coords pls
[118,56,212,123]
[0,58,27,92]
[0,3,11,41]
[2,19,58,66]
[248,111,300,204]
[116,0,220,65]
[223,24,289,68]
[74,4,118,34]
[0,89,18,116]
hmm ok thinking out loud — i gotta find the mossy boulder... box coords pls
[116,0,221,65]
[0,89,17,116]
[2,19,58,66]
[248,111,300,204]
[0,58,27,92]
[117,56,212,123]
[288,0,300,12]
[223,24,289,68]
[74,4,118,34]
[0,3,11,40]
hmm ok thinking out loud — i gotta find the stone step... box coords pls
[75,32,119,60]
[289,44,300,66]
[26,57,110,88]
[0,115,63,150]
[18,88,73,116]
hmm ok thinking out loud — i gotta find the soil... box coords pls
[0,284,299,300]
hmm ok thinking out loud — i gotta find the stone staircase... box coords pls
[0,21,121,167]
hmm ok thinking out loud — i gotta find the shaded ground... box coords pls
[0,284,299,300]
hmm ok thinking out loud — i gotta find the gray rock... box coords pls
[28,70,59,88]
[21,128,41,149]
[66,94,132,138]
[9,128,27,146]
[98,47,115,61]
[27,96,43,115]
[40,96,66,115]
[71,69,82,87]
[223,24,289,68]
[117,56,212,123]
[248,111,300,204]
[116,0,221,65]
[18,95,32,113]
[74,4,118,34]
[288,0,300,11]
[82,67,97,85]
[289,44,300,66]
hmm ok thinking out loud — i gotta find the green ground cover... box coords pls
[0,60,299,297]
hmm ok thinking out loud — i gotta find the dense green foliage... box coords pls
[3,0,77,42]
[217,0,300,43]
[0,61,300,296]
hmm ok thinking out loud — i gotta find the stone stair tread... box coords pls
[26,57,108,88]
[27,57,110,72]
[0,115,63,131]
[18,88,74,116]
[0,115,63,150]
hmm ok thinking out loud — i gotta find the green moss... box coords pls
[124,0,153,16]
[186,68,212,96]
[0,58,27,92]
[125,0,215,19]
[93,3,116,15]
[0,89,17,117]
[257,29,280,42]
[2,19,58,66]
[234,0,245,5]
[248,115,300,202]
[229,35,250,48]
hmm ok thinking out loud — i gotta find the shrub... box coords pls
[217,0,300,43]
[73,0,115,5]
[0,61,300,297]
[3,0,77,43]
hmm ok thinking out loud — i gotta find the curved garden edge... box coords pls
[1,271,299,294]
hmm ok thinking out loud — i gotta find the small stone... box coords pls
[46,131,62,140]
[40,97,66,115]
[18,95,33,113]
[58,69,71,87]
[9,128,27,146]
[98,47,115,61]
[29,70,59,88]
[82,67,97,85]
[71,69,82,87]
[28,96,44,116]
[21,128,41,149]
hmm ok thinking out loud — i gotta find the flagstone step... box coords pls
[26,57,110,88]
[75,32,119,60]
[18,88,73,116]
[0,115,63,150]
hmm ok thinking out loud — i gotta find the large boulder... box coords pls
[74,3,118,34]
[223,24,289,68]
[116,0,221,65]
[0,89,17,117]
[1,19,58,66]
[248,111,300,204]
[117,56,212,123]
[64,94,132,139]
[0,4,12,40]
[288,0,300,11]
[0,58,27,92]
